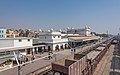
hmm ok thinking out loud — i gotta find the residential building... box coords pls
[0,27,6,38]
[6,29,19,38]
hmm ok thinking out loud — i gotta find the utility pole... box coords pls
[106,30,109,45]
[119,27,120,32]
[107,30,108,40]
[14,51,22,75]
[55,54,56,62]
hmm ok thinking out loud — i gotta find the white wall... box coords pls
[53,38,68,43]
[0,39,14,48]
[53,43,68,51]
[85,29,91,36]
[14,39,33,47]
[52,35,61,39]
[45,42,68,51]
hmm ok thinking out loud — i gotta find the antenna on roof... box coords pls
[39,29,42,32]
[48,30,50,32]
[67,27,70,29]
[50,28,53,32]
[59,29,62,32]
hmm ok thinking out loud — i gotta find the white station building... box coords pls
[38,30,68,51]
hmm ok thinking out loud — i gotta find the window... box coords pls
[2,30,3,33]
[1,35,3,37]
[19,39,22,42]
[0,35,1,37]
[53,36,56,38]
[58,36,60,38]
[0,30,1,33]
[28,39,30,42]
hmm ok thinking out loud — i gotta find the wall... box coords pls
[33,38,39,44]
[14,39,33,47]
[0,39,14,48]
[52,35,61,39]
[85,28,91,36]
[39,35,52,43]
[53,43,68,51]
[53,38,68,43]
[39,35,52,40]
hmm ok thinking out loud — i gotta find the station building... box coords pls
[67,26,92,36]
[38,30,68,51]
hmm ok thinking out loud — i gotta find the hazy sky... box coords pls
[0,0,120,34]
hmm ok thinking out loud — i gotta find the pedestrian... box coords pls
[48,52,51,60]
[74,48,76,52]
[71,48,73,52]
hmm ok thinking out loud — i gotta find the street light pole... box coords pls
[55,54,56,62]
[13,51,22,75]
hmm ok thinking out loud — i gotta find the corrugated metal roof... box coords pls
[68,36,100,41]
[0,37,33,40]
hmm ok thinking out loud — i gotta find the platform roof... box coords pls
[68,36,100,42]
[0,45,45,52]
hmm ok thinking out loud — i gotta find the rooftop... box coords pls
[0,37,33,40]
[68,36,100,41]
[0,45,45,52]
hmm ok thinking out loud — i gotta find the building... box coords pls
[0,27,6,38]
[6,29,19,38]
[38,30,68,51]
[0,37,46,71]
[0,37,33,49]
[67,26,91,36]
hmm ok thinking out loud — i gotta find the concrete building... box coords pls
[0,28,6,38]
[0,37,33,49]
[38,30,68,51]
[67,26,91,36]
[6,29,19,38]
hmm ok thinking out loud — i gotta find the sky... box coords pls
[0,0,120,34]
